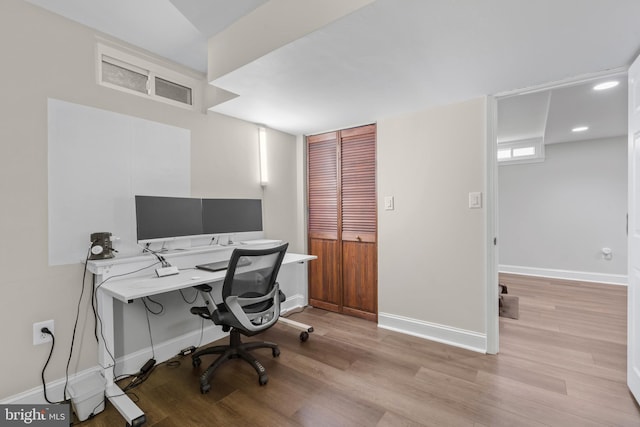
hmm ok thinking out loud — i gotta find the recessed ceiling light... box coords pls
[572,126,589,132]
[593,81,619,91]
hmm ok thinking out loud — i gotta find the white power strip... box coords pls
[155,266,179,277]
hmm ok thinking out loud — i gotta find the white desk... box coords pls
[87,245,315,427]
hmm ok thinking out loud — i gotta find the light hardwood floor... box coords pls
[80,275,640,426]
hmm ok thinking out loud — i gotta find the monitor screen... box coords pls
[135,195,203,242]
[202,199,263,234]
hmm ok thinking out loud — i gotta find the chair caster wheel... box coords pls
[300,331,309,342]
[272,348,280,357]
[192,357,201,368]
[200,383,210,394]
[259,374,268,386]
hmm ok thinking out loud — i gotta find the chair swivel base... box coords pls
[191,329,280,394]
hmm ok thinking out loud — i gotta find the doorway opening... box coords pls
[488,68,628,353]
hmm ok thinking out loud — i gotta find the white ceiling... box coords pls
[498,75,628,145]
[23,0,640,137]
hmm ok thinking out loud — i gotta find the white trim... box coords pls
[485,95,499,354]
[0,300,309,405]
[499,264,628,286]
[0,366,103,405]
[112,325,227,378]
[495,67,628,98]
[0,326,226,405]
[378,312,486,353]
[280,293,306,314]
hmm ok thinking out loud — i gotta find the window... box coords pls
[101,56,148,94]
[97,43,198,109]
[497,138,545,165]
[155,77,192,105]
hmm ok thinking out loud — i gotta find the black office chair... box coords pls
[189,243,288,393]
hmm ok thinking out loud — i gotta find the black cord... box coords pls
[63,246,92,401]
[91,274,98,342]
[123,365,156,392]
[142,296,164,315]
[41,328,57,404]
[141,300,156,359]
[178,288,198,304]
[93,260,161,382]
[140,244,170,267]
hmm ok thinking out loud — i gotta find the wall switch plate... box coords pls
[384,196,394,210]
[469,192,482,209]
[33,320,54,345]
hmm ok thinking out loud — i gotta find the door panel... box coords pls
[342,241,377,321]
[308,132,338,240]
[308,238,341,312]
[341,125,377,244]
[307,131,340,312]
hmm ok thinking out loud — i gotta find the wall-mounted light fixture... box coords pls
[259,126,268,186]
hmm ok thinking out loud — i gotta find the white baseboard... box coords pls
[0,325,226,405]
[499,265,627,286]
[1,301,308,405]
[378,312,486,354]
[280,293,306,314]
[112,324,227,378]
[0,366,103,405]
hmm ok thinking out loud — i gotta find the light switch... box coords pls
[384,196,394,210]
[468,192,482,209]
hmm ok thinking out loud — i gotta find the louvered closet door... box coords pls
[307,132,342,312]
[340,124,377,321]
[307,124,377,321]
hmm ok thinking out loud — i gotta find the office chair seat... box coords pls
[189,243,288,394]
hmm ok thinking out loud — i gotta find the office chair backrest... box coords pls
[218,243,288,333]
[222,243,288,299]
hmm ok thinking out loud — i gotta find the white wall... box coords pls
[498,136,627,284]
[377,98,488,352]
[0,0,299,400]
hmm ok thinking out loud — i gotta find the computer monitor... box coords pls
[202,199,263,234]
[135,195,203,243]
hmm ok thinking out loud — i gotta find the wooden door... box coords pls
[307,132,341,312]
[628,53,640,404]
[307,124,377,321]
[340,125,377,321]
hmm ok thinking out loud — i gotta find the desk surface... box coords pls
[98,252,316,302]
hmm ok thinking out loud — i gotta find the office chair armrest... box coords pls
[225,284,281,332]
[197,284,224,309]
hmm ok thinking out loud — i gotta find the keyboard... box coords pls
[196,257,251,272]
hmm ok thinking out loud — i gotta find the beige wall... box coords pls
[1,0,490,401]
[377,98,488,338]
[0,0,298,399]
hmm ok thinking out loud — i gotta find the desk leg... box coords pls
[96,287,146,426]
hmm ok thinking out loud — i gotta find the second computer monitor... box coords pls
[202,198,263,234]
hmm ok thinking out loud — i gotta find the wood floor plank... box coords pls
[78,275,640,426]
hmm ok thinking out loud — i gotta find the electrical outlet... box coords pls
[33,320,54,345]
